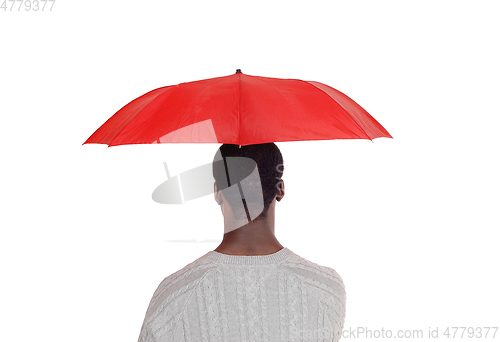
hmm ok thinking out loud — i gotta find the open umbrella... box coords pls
[82,69,391,147]
[83,69,393,226]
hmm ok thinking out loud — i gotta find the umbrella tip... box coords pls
[236,69,242,73]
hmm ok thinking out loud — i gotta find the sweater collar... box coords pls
[205,247,293,265]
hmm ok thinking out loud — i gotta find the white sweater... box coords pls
[137,247,346,342]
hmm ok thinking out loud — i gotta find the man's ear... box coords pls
[276,179,285,201]
[214,182,222,205]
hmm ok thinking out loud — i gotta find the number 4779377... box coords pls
[1,0,56,11]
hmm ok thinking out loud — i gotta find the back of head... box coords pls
[212,143,284,222]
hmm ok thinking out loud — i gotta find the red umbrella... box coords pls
[83,69,391,147]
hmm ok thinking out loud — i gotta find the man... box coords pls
[138,143,346,342]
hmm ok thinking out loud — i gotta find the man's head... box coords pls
[212,143,284,222]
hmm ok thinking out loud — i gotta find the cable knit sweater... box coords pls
[137,247,346,342]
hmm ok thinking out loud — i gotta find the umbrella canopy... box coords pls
[83,70,392,147]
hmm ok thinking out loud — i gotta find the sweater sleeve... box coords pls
[137,318,185,342]
[283,261,346,342]
[311,267,346,342]
[136,264,214,342]
[137,321,155,342]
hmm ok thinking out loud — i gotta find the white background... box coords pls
[1,1,499,341]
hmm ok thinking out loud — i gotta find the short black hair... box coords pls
[212,143,284,221]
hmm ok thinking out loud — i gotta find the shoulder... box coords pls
[280,253,346,319]
[281,253,345,292]
[138,255,220,341]
[142,256,218,325]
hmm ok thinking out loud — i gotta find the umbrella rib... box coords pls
[298,80,372,140]
[238,72,242,147]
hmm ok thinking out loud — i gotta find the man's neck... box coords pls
[214,219,283,256]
